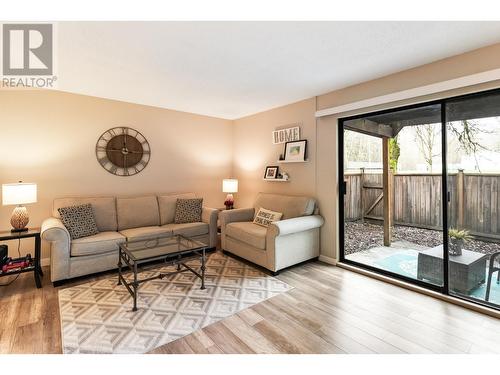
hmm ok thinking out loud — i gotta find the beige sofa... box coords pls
[219,193,324,274]
[41,193,218,283]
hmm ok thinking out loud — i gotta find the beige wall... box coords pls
[0,90,233,261]
[232,98,317,207]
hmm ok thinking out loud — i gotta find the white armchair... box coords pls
[219,193,324,274]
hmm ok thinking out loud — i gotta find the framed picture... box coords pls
[264,166,279,179]
[284,140,307,161]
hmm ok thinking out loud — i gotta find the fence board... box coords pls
[344,171,500,239]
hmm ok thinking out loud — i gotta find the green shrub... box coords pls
[448,228,472,241]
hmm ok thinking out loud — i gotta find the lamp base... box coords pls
[11,205,29,232]
[11,228,29,233]
[224,193,234,210]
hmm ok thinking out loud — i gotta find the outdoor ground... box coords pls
[344,221,500,306]
[345,221,500,256]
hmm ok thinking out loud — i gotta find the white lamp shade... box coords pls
[2,183,37,205]
[222,179,238,193]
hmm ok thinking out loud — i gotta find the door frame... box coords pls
[338,86,500,302]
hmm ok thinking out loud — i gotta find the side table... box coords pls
[0,228,43,288]
[417,245,487,294]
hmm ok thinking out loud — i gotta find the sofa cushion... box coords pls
[119,226,172,241]
[163,222,209,238]
[174,198,203,224]
[158,193,196,225]
[53,196,117,231]
[253,193,316,220]
[225,222,267,250]
[71,231,125,257]
[117,196,160,230]
[58,204,99,240]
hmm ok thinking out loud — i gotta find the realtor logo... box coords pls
[1,23,57,88]
[3,24,53,75]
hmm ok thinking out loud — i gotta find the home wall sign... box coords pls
[272,126,300,144]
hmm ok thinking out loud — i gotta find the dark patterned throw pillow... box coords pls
[174,198,203,224]
[58,203,99,239]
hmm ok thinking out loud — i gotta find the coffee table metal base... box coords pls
[117,248,206,312]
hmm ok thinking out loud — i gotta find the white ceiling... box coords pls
[56,21,500,119]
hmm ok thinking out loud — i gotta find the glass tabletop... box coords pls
[120,234,206,261]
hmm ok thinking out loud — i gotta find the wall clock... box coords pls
[95,127,151,176]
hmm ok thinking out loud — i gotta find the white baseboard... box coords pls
[318,255,337,265]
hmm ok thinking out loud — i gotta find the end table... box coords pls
[0,228,43,288]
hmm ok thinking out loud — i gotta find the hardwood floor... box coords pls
[2,254,500,354]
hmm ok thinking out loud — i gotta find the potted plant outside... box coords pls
[448,229,471,256]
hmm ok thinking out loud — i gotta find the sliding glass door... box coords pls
[340,104,444,290]
[340,88,500,310]
[445,91,500,309]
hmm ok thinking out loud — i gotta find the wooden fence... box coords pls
[344,169,500,241]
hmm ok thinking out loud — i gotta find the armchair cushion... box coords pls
[225,222,267,250]
[254,193,316,220]
[219,208,255,226]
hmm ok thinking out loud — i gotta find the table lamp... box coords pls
[2,182,37,232]
[222,179,238,210]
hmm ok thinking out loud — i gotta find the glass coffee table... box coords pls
[117,234,207,311]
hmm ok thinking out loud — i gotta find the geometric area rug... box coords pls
[58,251,293,354]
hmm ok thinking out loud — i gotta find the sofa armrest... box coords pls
[219,207,255,227]
[41,217,70,243]
[41,217,72,282]
[268,215,324,237]
[202,207,218,225]
[202,207,219,248]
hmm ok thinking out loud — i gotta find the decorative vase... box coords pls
[449,238,463,256]
[224,193,234,210]
[11,205,29,231]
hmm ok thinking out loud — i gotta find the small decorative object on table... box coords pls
[281,172,290,181]
[2,182,37,232]
[448,228,471,255]
[222,179,238,210]
[264,166,279,179]
[283,140,307,162]
[448,228,471,256]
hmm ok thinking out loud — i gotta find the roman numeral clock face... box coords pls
[95,127,150,176]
